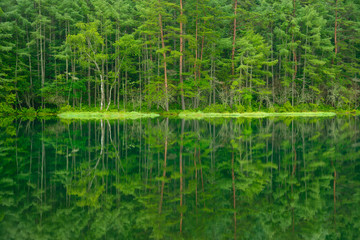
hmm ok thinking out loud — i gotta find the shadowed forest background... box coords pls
[0,0,359,113]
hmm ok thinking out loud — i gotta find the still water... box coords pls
[0,116,359,239]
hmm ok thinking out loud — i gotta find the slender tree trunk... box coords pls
[66,22,70,105]
[212,44,216,105]
[43,18,46,108]
[334,0,338,57]
[100,73,105,111]
[39,0,45,108]
[95,75,97,108]
[303,25,308,99]
[180,0,185,110]
[291,0,297,107]
[158,1,169,111]
[231,0,238,107]
[15,35,22,110]
[139,54,142,111]
[125,69,127,110]
[197,30,205,108]
[105,34,109,106]
[116,24,120,110]
[210,44,215,105]
[90,60,105,111]
[101,62,105,109]
[72,50,76,108]
[231,0,238,76]
[194,0,199,107]
[271,23,275,104]
[27,28,33,108]
[88,62,91,107]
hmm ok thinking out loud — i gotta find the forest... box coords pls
[0,0,359,114]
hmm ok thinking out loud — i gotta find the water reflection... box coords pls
[0,116,359,239]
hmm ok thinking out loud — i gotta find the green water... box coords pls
[1,116,359,239]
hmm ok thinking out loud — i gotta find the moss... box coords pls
[58,111,160,120]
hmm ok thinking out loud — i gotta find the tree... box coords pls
[67,21,107,110]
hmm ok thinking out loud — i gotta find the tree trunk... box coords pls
[180,0,185,110]
[291,0,297,107]
[100,74,105,110]
[334,0,338,57]
[231,0,238,76]
[231,0,238,107]
[26,28,33,108]
[271,23,275,104]
[194,0,199,107]
[197,33,205,108]
[88,62,91,107]
[39,0,45,108]
[158,1,169,111]
[303,25,308,100]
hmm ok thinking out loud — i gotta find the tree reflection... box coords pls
[0,116,360,239]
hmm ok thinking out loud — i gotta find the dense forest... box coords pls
[0,0,359,113]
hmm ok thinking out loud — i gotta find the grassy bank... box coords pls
[0,110,354,120]
[58,111,160,120]
[1,104,359,120]
[178,111,338,119]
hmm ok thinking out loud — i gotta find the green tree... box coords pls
[67,21,107,110]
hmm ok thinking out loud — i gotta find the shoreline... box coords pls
[57,112,160,120]
[177,111,338,119]
[1,110,359,120]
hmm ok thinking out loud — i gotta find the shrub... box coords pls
[20,107,37,115]
[234,104,245,113]
[308,103,319,111]
[59,105,73,113]
[38,108,57,114]
[283,101,294,112]
[246,105,253,112]
[0,103,16,114]
[203,104,231,113]
[295,103,309,112]
[267,106,276,113]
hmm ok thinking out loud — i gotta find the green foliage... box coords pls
[59,105,73,113]
[19,107,36,115]
[0,102,15,114]
[203,104,231,113]
[283,101,295,112]
[0,0,360,113]
[234,104,245,113]
[37,108,57,115]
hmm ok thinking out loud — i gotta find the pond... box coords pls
[0,116,359,239]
